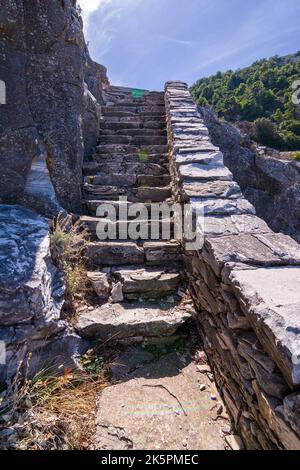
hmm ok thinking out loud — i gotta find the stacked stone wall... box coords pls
[165,81,300,449]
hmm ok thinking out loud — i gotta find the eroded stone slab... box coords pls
[183,180,241,200]
[179,163,233,182]
[203,215,270,238]
[85,241,144,266]
[95,352,227,450]
[76,301,192,341]
[191,198,255,216]
[230,266,300,388]
[113,266,181,298]
[204,232,300,272]
[176,151,223,166]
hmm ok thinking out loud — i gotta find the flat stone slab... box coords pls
[85,241,144,266]
[176,151,223,166]
[112,266,181,298]
[174,142,219,153]
[230,267,300,388]
[203,215,271,238]
[94,351,228,450]
[144,241,182,264]
[75,301,192,341]
[204,232,300,274]
[191,198,255,216]
[182,180,242,199]
[178,163,233,181]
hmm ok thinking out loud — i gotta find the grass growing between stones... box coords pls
[50,216,90,313]
[0,349,110,450]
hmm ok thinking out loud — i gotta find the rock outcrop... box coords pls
[200,107,300,243]
[166,82,300,449]
[0,0,108,216]
[0,205,85,385]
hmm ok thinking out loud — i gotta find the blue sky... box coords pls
[80,0,300,90]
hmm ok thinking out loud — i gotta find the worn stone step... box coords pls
[104,105,165,114]
[85,174,170,188]
[83,184,171,202]
[100,128,167,137]
[99,135,167,146]
[92,153,167,165]
[101,121,166,131]
[104,116,166,126]
[75,300,192,341]
[85,174,136,187]
[84,240,182,266]
[143,241,182,265]
[80,216,175,240]
[95,144,169,155]
[136,174,170,187]
[85,241,144,266]
[111,266,181,299]
[135,186,171,202]
[108,86,164,98]
[103,111,166,120]
[84,199,172,217]
[83,161,167,177]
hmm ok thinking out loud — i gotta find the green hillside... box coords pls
[191,52,300,150]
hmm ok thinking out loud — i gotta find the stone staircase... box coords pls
[76,85,194,343]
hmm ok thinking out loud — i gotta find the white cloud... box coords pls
[159,34,199,47]
[79,0,112,31]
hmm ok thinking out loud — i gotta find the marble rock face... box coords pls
[0,205,84,384]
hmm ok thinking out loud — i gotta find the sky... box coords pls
[79,0,300,90]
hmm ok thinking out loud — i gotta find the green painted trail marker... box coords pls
[132,88,145,99]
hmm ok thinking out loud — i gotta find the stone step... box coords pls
[100,128,167,136]
[100,121,166,131]
[84,199,170,217]
[111,266,181,299]
[83,161,167,177]
[92,153,167,165]
[84,240,181,266]
[99,135,167,146]
[85,241,144,266]
[80,216,175,240]
[143,241,182,265]
[95,144,169,155]
[106,91,165,104]
[135,186,171,202]
[104,105,166,114]
[103,111,166,120]
[83,184,171,202]
[104,116,166,126]
[84,174,170,188]
[75,300,192,341]
[85,174,136,187]
[108,85,164,97]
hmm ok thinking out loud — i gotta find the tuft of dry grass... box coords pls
[0,350,110,450]
[50,215,91,311]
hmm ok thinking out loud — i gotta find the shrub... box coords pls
[283,131,300,151]
[283,120,300,135]
[294,151,300,161]
[253,117,283,148]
